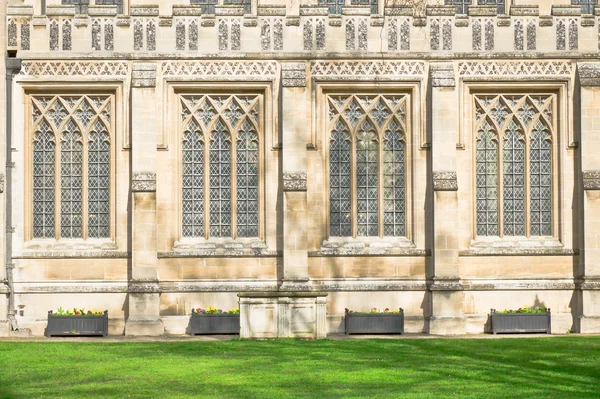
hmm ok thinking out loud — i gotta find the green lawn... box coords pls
[0,337,599,399]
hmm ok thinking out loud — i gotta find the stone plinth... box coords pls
[238,292,327,339]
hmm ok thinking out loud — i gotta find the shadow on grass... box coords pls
[0,338,599,398]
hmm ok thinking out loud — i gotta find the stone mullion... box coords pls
[53,125,61,240]
[202,124,210,240]
[81,120,89,240]
[230,124,238,240]
[350,124,357,239]
[377,123,384,238]
[497,131,504,238]
[524,120,532,238]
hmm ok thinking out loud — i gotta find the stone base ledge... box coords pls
[124,319,164,336]
[238,292,327,339]
[579,316,600,333]
[427,316,466,335]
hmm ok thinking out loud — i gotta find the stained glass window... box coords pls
[572,0,598,14]
[328,94,407,238]
[31,95,112,240]
[445,0,471,15]
[474,94,554,238]
[180,94,261,239]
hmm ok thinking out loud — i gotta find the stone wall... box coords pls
[2,0,600,336]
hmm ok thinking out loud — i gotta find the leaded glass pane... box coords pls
[383,118,405,237]
[33,120,56,238]
[445,0,470,14]
[209,120,232,238]
[478,0,505,14]
[236,119,259,238]
[88,121,110,238]
[318,0,345,14]
[356,121,378,237]
[572,0,598,14]
[60,120,83,239]
[351,0,378,14]
[476,120,499,236]
[190,0,218,14]
[530,121,552,236]
[329,120,352,237]
[503,120,525,236]
[182,118,204,238]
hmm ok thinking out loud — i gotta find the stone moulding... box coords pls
[282,171,307,191]
[12,251,129,259]
[310,60,426,78]
[465,279,577,291]
[0,174,4,194]
[130,6,160,17]
[457,61,573,77]
[308,248,430,257]
[578,64,600,87]
[428,278,463,291]
[160,60,278,77]
[132,63,157,88]
[433,171,458,191]
[459,248,578,256]
[132,172,157,192]
[430,64,456,87]
[510,6,540,17]
[128,281,161,293]
[281,63,307,88]
[583,170,600,189]
[20,61,129,77]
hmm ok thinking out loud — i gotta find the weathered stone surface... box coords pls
[583,170,600,189]
[132,171,157,191]
[283,171,307,190]
[433,171,458,191]
[131,64,156,88]
[430,64,455,87]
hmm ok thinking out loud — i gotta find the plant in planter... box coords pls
[189,306,240,335]
[46,307,108,337]
[490,306,551,334]
[345,308,404,335]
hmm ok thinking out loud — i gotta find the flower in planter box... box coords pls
[53,307,104,316]
[347,307,402,314]
[495,305,548,314]
[192,307,239,315]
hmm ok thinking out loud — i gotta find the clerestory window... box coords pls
[327,94,408,238]
[445,0,471,15]
[30,95,113,240]
[180,94,261,239]
[477,0,506,14]
[572,0,598,14]
[474,93,555,238]
[190,0,218,14]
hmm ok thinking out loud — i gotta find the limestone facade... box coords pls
[2,0,600,337]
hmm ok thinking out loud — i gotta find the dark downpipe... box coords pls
[5,54,21,331]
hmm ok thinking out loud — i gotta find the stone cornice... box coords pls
[283,171,307,191]
[433,171,458,191]
[430,63,455,87]
[281,63,307,88]
[583,170,600,189]
[578,64,600,87]
[131,63,157,88]
[132,172,156,192]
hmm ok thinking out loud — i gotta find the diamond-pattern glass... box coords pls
[182,119,204,237]
[209,120,232,238]
[530,120,552,236]
[572,0,598,14]
[503,120,525,236]
[33,119,56,238]
[329,120,351,237]
[88,121,110,238]
[476,120,499,236]
[383,118,406,237]
[236,119,259,238]
[60,120,83,239]
[356,122,379,237]
[445,0,470,14]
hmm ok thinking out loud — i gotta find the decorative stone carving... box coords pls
[8,20,17,47]
[457,61,573,77]
[283,172,307,191]
[128,281,161,293]
[132,63,156,88]
[433,171,458,191]
[430,63,455,87]
[311,60,426,77]
[132,172,157,192]
[161,61,278,77]
[579,63,600,87]
[0,174,4,194]
[583,171,600,190]
[21,21,30,50]
[21,61,129,77]
[281,63,306,88]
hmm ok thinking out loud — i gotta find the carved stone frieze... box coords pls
[430,63,455,87]
[583,171,600,190]
[283,172,307,191]
[310,60,426,78]
[128,281,161,293]
[20,61,129,77]
[161,61,278,77]
[433,171,458,191]
[132,62,157,87]
[578,63,600,87]
[0,175,5,194]
[457,61,573,77]
[132,172,157,192]
[281,63,306,88]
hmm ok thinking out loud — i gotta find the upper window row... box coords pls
[59,0,597,16]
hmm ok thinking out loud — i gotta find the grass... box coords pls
[0,337,599,399]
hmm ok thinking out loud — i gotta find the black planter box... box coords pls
[46,311,108,337]
[345,308,404,335]
[189,311,240,335]
[491,309,551,334]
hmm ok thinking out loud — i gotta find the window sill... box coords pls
[165,240,278,257]
[13,251,130,259]
[158,250,280,258]
[314,238,427,257]
[17,240,125,258]
[461,238,577,256]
